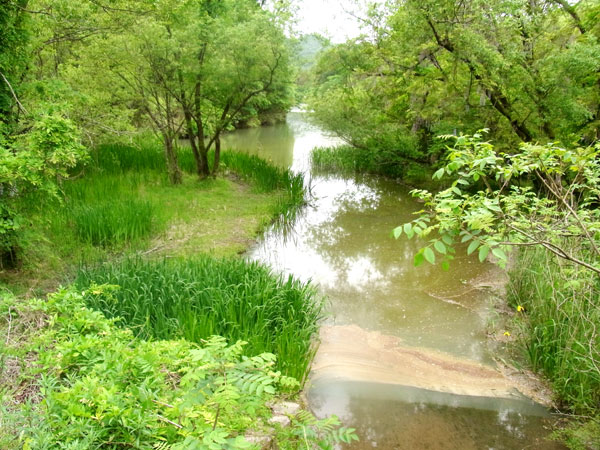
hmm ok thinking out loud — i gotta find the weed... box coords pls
[507,246,600,415]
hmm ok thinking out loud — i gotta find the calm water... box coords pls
[222,112,563,449]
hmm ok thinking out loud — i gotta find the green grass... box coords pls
[92,139,307,224]
[75,256,322,382]
[310,145,433,184]
[507,246,600,415]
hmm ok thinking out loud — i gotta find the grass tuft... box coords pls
[75,256,322,382]
[507,246,600,415]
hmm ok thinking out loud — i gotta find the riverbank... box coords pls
[0,139,357,448]
[0,141,304,297]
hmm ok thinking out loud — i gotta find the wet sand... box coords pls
[312,325,520,399]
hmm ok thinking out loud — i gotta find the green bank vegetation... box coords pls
[75,257,322,382]
[0,290,357,449]
[0,1,355,446]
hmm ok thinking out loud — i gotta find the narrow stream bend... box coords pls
[222,112,563,449]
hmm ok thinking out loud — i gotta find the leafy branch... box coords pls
[394,131,600,274]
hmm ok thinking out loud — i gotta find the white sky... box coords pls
[293,0,368,43]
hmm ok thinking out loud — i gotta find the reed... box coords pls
[507,246,600,415]
[75,256,322,382]
[63,173,160,247]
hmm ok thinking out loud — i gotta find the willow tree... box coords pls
[172,0,293,177]
[310,0,600,157]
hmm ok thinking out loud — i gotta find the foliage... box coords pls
[309,0,600,170]
[506,247,600,415]
[0,112,87,267]
[0,289,355,449]
[394,132,600,274]
[75,256,322,381]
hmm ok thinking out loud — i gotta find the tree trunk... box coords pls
[211,135,221,177]
[163,134,182,184]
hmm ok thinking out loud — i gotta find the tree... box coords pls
[173,0,293,177]
[309,0,600,162]
[0,1,88,267]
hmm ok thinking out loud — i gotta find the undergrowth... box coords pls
[0,290,357,449]
[75,256,322,382]
[507,246,600,449]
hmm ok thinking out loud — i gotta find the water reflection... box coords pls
[234,113,561,449]
[309,380,563,450]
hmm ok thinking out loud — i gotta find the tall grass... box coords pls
[507,246,600,415]
[71,200,155,246]
[75,257,322,382]
[63,174,161,247]
[92,137,166,174]
[311,145,431,183]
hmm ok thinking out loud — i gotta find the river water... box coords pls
[222,112,563,449]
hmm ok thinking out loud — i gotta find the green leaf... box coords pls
[392,226,403,239]
[414,252,425,267]
[433,240,447,254]
[491,247,507,261]
[433,168,445,179]
[441,261,450,271]
[424,247,436,264]
[467,240,479,255]
[478,245,490,262]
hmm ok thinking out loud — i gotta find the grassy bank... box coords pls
[0,290,354,449]
[75,257,322,381]
[1,139,305,295]
[310,145,432,184]
[507,247,600,448]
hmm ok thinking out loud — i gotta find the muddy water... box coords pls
[223,112,563,449]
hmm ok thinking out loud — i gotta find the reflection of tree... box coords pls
[310,382,556,450]
[220,122,295,168]
[305,176,424,292]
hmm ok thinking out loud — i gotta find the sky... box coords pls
[293,0,369,43]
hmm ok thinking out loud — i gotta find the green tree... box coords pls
[309,0,600,166]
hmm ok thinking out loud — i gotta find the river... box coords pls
[221,112,563,449]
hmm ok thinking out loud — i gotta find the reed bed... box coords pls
[63,173,160,247]
[75,257,322,381]
[507,246,600,415]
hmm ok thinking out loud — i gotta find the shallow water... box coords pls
[223,113,563,449]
